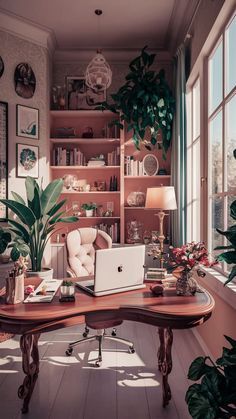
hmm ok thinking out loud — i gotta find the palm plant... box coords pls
[0,176,78,272]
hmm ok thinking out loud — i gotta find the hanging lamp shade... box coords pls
[85,50,112,92]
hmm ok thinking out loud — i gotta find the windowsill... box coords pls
[198,267,236,310]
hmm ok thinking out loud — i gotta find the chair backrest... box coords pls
[66,227,112,277]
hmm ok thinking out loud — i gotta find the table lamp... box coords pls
[145,186,177,268]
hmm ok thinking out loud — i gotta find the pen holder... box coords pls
[5,273,25,304]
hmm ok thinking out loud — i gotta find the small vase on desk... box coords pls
[176,271,197,296]
[6,273,24,304]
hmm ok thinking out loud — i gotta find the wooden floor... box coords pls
[0,321,205,419]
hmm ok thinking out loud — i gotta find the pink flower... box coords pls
[170,241,214,275]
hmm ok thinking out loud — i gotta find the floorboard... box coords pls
[0,322,205,419]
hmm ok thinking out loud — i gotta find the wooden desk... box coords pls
[0,278,214,414]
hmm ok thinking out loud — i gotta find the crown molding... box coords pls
[54,48,172,64]
[0,9,56,55]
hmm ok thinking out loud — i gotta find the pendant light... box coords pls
[85,9,112,92]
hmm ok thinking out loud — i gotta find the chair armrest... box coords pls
[66,267,77,278]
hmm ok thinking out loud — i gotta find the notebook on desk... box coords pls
[76,245,146,296]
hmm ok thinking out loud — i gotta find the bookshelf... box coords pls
[50,110,171,245]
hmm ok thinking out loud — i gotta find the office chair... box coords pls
[65,227,135,366]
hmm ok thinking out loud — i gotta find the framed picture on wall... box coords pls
[0,101,8,220]
[16,104,39,139]
[65,76,106,110]
[16,143,39,178]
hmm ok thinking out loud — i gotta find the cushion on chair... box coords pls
[66,228,112,277]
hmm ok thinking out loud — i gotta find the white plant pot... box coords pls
[60,285,75,296]
[26,267,53,281]
[85,209,94,217]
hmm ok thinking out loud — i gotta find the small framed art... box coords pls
[0,101,8,220]
[16,104,39,139]
[16,143,39,178]
[66,76,106,110]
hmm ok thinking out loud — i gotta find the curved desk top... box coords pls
[0,278,215,414]
[0,278,215,335]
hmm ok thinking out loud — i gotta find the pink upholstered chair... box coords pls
[65,227,135,366]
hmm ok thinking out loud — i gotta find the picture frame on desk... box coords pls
[0,101,8,221]
[65,76,106,110]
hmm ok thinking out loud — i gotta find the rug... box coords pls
[0,286,14,342]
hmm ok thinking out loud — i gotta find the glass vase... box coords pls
[176,271,197,296]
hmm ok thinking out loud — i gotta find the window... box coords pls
[187,9,236,279]
[208,14,236,273]
[186,78,201,242]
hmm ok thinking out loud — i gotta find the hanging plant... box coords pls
[100,46,175,158]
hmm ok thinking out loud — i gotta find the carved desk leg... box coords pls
[157,327,173,407]
[18,333,40,413]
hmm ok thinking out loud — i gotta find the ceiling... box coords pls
[0,0,200,52]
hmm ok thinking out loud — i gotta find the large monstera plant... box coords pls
[0,177,78,272]
[186,335,236,419]
[100,46,175,158]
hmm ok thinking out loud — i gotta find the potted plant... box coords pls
[81,202,97,217]
[186,335,236,419]
[60,280,75,297]
[99,46,175,158]
[0,176,78,278]
[0,226,12,263]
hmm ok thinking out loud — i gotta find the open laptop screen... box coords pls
[94,245,145,294]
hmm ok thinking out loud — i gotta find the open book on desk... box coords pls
[24,279,62,303]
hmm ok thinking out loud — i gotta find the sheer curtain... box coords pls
[171,44,187,246]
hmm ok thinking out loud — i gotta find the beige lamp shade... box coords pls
[145,186,177,210]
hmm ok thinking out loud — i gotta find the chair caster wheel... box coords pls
[83,332,88,338]
[95,360,102,367]
[128,346,135,354]
[66,348,73,356]
[111,330,116,337]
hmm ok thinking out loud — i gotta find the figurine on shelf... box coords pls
[82,127,94,138]
[126,220,143,244]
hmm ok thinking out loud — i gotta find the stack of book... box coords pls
[52,147,85,166]
[146,268,166,280]
[107,146,120,166]
[125,156,144,176]
[87,159,106,167]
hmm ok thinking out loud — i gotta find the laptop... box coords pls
[76,245,146,296]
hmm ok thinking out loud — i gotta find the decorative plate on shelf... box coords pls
[143,154,159,176]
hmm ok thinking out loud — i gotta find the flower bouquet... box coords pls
[169,242,216,295]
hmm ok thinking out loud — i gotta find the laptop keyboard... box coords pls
[86,284,94,291]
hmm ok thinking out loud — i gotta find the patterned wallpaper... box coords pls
[0,29,50,199]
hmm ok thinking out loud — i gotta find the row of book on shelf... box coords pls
[94,222,119,243]
[52,146,120,167]
[125,156,144,176]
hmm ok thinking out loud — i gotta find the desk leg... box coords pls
[18,333,40,413]
[157,327,173,407]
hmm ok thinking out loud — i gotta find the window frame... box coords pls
[186,6,236,281]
